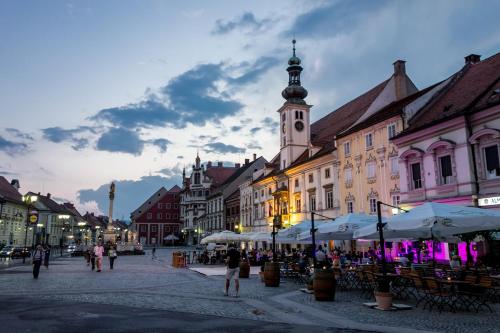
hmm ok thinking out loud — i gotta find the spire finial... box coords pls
[292,38,296,57]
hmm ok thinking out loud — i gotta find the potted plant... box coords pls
[374,277,392,310]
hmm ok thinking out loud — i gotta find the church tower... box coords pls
[278,39,311,170]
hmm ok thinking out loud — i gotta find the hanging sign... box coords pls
[478,196,500,206]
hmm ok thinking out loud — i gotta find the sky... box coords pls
[1,0,499,220]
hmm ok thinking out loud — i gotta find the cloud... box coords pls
[149,138,171,153]
[78,173,182,220]
[246,141,262,150]
[203,142,246,154]
[156,165,182,177]
[5,128,34,141]
[95,127,171,155]
[0,170,18,176]
[96,127,145,155]
[230,126,242,132]
[212,11,277,35]
[261,117,279,134]
[177,155,184,159]
[284,1,388,39]
[227,56,281,87]
[0,136,28,155]
[42,126,96,151]
[250,127,262,134]
[198,135,218,142]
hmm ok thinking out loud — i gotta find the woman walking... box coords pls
[94,242,104,272]
[90,247,96,271]
[43,245,51,269]
[32,244,44,279]
[108,245,117,270]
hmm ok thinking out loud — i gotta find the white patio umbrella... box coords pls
[388,202,500,238]
[250,232,272,242]
[208,230,241,243]
[200,233,217,244]
[298,213,378,241]
[237,232,257,242]
[164,234,179,246]
[276,220,324,244]
[353,222,427,241]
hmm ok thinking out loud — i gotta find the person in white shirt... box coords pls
[94,242,105,272]
[315,245,327,267]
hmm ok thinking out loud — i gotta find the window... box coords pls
[151,225,157,232]
[325,190,334,209]
[390,157,399,175]
[194,173,200,184]
[484,145,500,179]
[347,201,354,214]
[268,188,272,195]
[254,206,259,219]
[367,162,376,179]
[325,168,331,178]
[300,111,303,120]
[295,198,301,213]
[283,160,286,169]
[158,203,163,209]
[294,179,299,187]
[166,214,171,219]
[282,113,286,121]
[345,168,352,183]
[411,162,422,189]
[174,204,178,209]
[369,198,377,214]
[309,194,316,211]
[147,213,152,220]
[283,137,286,146]
[439,155,453,184]
[268,204,273,216]
[343,142,351,156]
[308,174,314,183]
[157,213,162,219]
[261,189,264,197]
[140,225,147,232]
[392,195,400,208]
[387,123,397,139]
[365,133,373,149]
[254,192,258,199]
[295,110,299,119]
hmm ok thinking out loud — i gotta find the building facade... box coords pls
[131,185,181,246]
[0,177,30,246]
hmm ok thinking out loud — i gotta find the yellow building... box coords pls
[335,61,440,216]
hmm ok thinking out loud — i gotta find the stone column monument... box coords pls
[103,182,116,244]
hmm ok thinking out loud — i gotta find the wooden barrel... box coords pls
[239,261,250,278]
[313,269,336,301]
[264,262,280,287]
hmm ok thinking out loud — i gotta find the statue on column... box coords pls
[104,181,116,244]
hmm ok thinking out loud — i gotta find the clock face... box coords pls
[295,121,304,131]
[282,123,286,134]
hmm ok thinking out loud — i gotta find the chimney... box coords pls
[217,162,223,167]
[393,59,408,100]
[253,153,257,161]
[235,163,241,168]
[10,179,20,190]
[47,193,51,199]
[245,158,250,165]
[207,161,212,168]
[465,54,481,65]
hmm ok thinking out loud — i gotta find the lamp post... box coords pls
[376,201,408,279]
[58,214,70,256]
[22,195,38,264]
[309,211,335,268]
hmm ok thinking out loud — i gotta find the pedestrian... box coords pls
[152,246,156,260]
[108,245,117,270]
[84,248,90,266]
[94,242,104,272]
[224,244,240,297]
[90,247,96,271]
[43,245,51,269]
[32,244,44,279]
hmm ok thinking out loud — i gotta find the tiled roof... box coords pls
[28,192,66,213]
[310,79,390,145]
[61,202,84,219]
[205,166,237,187]
[337,82,442,139]
[0,176,24,205]
[404,53,500,134]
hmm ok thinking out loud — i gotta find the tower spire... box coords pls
[281,39,308,105]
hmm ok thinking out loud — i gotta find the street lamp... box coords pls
[22,195,38,264]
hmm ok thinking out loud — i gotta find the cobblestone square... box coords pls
[1,248,498,333]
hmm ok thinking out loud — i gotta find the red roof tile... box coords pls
[0,176,23,205]
[310,79,390,145]
[406,52,500,132]
[205,167,237,187]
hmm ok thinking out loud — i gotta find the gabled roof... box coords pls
[60,202,84,220]
[28,192,66,213]
[402,53,500,135]
[337,82,442,139]
[205,166,237,187]
[310,79,390,145]
[0,176,24,205]
[130,186,167,219]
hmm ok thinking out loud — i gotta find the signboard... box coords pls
[29,212,38,224]
[478,196,500,207]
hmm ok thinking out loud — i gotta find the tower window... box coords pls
[300,111,303,120]
[282,113,286,121]
[295,110,299,119]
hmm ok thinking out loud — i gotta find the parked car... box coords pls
[66,244,76,254]
[0,246,30,258]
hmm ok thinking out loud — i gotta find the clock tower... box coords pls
[278,39,311,170]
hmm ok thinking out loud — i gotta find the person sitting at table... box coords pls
[450,255,462,270]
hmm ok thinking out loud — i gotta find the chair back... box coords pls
[465,273,478,284]
[479,276,492,288]
[424,277,439,291]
